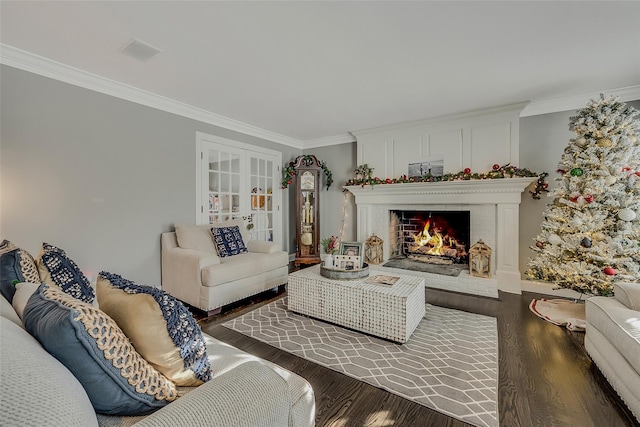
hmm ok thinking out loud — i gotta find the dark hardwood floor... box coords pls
[199,282,638,427]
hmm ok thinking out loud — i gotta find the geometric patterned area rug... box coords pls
[223,298,498,427]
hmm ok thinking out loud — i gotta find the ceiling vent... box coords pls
[120,38,161,62]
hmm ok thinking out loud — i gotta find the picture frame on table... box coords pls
[334,255,361,270]
[338,242,364,268]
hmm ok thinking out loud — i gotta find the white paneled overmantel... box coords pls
[345,177,537,296]
[352,102,528,179]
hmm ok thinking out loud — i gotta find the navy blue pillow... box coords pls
[211,225,248,257]
[23,284,178,415]
[0,239,40,303]
[37,242,95,303]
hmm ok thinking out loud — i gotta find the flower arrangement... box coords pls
[320,235,339,254]
[345,163,549,199]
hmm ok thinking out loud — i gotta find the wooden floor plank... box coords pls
[199,286,638,427]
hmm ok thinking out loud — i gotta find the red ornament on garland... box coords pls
[584,194,594,203]
[464,168,471,174]
[492,164,500,171]
[603,267,616,276]
[385,178,391,184]
[622,167,632,172]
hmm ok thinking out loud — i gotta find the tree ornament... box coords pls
[597,138,613,148]
[463,168,471,174]
[536,241,544,248]
[580,237,592,248]
[492,164,500,171]
[584,194,594,203]
[557,169,567,175]
[571,217,584,227]
[603,267,616,276]
[548,234,563,245]
[622,167,632,172]
[570,168,583,177]
[618,208,637,221]
[593,232,606,241]
[575,137,588,147]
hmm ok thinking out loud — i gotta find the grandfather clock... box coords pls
[294,155,322,266]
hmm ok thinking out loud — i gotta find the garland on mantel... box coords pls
[345,163,549,199]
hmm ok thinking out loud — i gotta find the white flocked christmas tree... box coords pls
[526,95,640,296]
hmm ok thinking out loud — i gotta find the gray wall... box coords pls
[518,100,640,281]
[302,143,358,248]
[3,64,636,288]
[0,65,301,286]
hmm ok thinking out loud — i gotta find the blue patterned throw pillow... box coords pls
[0,239,40,303]
[97,272,211,385]
[36,242,95,303]
[23,284,177,415]
[211,225,248,257]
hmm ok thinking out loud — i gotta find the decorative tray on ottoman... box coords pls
[320,263,369,280]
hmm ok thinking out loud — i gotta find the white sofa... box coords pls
[585,282,640,421]
[1,294,315,426]
[161,219,289,315]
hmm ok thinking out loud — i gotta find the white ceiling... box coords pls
[1,1,639,147]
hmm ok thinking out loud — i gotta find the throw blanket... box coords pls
[530,298,586,331]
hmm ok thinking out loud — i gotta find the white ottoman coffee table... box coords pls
[287,264,425,343]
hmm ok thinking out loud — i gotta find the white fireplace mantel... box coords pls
[344,177,537,296]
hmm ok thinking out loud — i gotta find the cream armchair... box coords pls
[161,219,289,315]
[586,282,640,421]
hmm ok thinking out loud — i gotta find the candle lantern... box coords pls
[469,239,492,278]
[365,233,384,265]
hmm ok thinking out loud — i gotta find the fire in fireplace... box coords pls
[389,210,470,269]
[407,217,468,264]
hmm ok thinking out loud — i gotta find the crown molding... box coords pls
[520,85,640,117]
[303,133,356,149]
[0,44,303,149]
[3,44,638,149]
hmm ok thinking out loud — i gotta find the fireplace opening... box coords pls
[384,210,471,276]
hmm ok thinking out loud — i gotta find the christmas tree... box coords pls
[526,94,640,296]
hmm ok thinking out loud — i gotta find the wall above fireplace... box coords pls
[345,177,537,296]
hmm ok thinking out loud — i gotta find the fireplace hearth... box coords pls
[385,210,470,276]
[390,210,469,262]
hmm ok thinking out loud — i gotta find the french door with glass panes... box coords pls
[196,132,282,244]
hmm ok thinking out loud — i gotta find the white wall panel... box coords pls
[429,129,464,173]
[392,132,424,177]
[470,122,512,171]
[354,103,525,178]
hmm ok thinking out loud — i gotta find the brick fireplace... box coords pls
[344,177,536,297]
